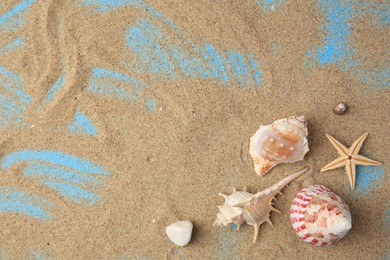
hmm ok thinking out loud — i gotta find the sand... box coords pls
[0,0,389,259]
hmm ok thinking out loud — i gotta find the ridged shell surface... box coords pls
[215,167,309,242]
[290,185,352,246]
[249,116,309,176]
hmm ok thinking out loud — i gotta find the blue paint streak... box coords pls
[248,54,263,86]
[170,46,209,79]
[228,50,251,88]
[85,3,264,88]
[386,208,390,223]
[352,67,390,90]
[308,0,388,89]
[356,2,390,28]
[0,66,31,104]
[0,37,25,55]
[21,159,106,205]
[46,67,65,102]
[68,111,98,137]
[126,23,175,78]
[0,0,35,32]
[0,94,25,127]
[1,150,109,175]
[256,0,287,12]
[43,180,100,204]
[87,67,156,112]
[24,161,101,185]
[145,98,155,112]
[93,67,147,88]
[355,166,384,194]
[0,66,30,127]
[0,187,52,220]
[202,44,229,86]
[307,0,356,71]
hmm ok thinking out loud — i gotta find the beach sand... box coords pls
[0,0,389,258]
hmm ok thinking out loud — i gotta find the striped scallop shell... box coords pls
[290,185,352,246]
[249,116,309,176]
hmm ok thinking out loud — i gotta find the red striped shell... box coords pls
[290,185,352,246]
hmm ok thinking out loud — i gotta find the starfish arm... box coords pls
[321,156,348,172]
[345,159,356,190]
[353,154,382,166]
[350,132,368,155]
[326,134,349,156]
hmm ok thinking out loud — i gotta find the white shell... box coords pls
[249,115,309,175]
[166,220,193,246]
[215,167,309,242]
[215,188,251,227]
[290,185,352,246]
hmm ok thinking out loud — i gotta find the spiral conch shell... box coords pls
[249,116,309,176]
[290,185,352,246]
[214,166,309,242]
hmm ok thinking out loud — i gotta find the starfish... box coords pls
[321,133,382,190]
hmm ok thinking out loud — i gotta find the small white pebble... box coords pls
[166,221,193,247]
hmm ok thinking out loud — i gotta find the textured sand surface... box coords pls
[0,0,389,259]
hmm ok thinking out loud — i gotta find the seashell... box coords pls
[290,185,352,246]
[214,166,309,242]
[333,102,348,115]
[166,220,193,246]
[249,116,309,176]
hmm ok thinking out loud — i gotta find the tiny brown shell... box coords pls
[333,102,348,115]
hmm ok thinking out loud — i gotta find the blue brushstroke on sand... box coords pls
[0,187,52,220]
[1,150,109,175]
[308,0,389,90]
[2,150,109,205]
[0,0,35,33]
[355,2,390,28]
[0,66,31,104]
[170,46,209,79]
[0,0,34,73]
[201,44,229,86]
[126,26,175,79]
[0,66,31,128]
[228,50,251,88]
[81,1,264,88]
[0,37,25,55]
[307,0,356,71]
[68,111,98,137]
[256,0,287,12]
[43,180,100,204]
[386,208,390,223]
[123,19,264,88]
[24,161,102,185]
[355,166,384,194]
[46,66,66,102]
[24,162,103,205]
[86,67,155,112]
